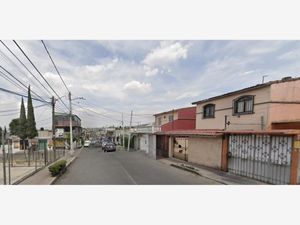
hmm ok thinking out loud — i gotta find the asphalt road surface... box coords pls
[55,147,220,185]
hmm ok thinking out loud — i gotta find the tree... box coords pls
[26,86,37,139]
[19,97,27,141]
[9,118,20,135]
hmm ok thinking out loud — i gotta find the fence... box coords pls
[1,140,67,185]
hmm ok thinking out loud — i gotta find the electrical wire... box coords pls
[0,87,50,103]
[40,40,70,93]
[0,64,46,102]
[13,40,69,111]
[0,40,52,98]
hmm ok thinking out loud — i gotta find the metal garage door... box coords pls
[228,134,292,184]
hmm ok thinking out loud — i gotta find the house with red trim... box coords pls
[154,76,300,184]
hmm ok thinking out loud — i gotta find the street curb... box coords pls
[170,163,228,185]
[50,147,83,185]
[49,155,78,185]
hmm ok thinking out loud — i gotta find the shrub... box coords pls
[48,160,67,177]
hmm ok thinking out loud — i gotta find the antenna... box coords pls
[262,75,268,84]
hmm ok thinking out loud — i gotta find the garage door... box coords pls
[228,134,292,184]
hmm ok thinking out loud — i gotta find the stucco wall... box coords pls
[188,137,223,169]
[155,111,178,126]
[269,80,300,126]
[196,86,271,130]
[140,134,149,153]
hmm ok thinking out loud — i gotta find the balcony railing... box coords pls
[133,125,161,133]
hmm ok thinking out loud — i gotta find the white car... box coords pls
[84,140,91,147]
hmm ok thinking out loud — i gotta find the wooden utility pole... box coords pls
[52,96,56,160]
[127,110,133,152]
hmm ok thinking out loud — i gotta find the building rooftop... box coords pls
[155,129,224,137]
[55,112,81,120]
[153,106,196,117]
[192,76,300,105]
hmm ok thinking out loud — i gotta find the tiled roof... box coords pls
[155,129,224,137]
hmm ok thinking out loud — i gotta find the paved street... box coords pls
[55,147,220,185]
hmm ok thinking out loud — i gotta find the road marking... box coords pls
[119,163,137,184]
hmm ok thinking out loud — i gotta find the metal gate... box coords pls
[173,137,188,161]
[228,134,292,184]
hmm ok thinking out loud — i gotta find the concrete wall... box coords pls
[188,137,223,169]
[196,86,271,130]
[148,134,156,159]
[140,134,149,153]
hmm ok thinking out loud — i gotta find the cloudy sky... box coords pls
[1,40,300,129]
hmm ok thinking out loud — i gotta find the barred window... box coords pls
[203,104,215,118]
[234,96,254,114]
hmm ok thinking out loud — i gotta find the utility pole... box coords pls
[122,113,125,149]
[51,96,56,160]
[69,91,74,155]
[2,126,6,185]
[127,110,133,152]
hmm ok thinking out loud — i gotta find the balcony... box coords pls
[133,125,161,133]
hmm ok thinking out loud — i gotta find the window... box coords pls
[168,115,174,122]
[233,95,254,115]
[203,104,215,118]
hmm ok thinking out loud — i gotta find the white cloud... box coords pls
[143,42,189,67]
[144,66,159,77]
[123,80,152,94]
[85,58,118,73]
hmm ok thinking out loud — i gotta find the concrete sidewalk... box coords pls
[17,148,82,185]
[159,157,267,185]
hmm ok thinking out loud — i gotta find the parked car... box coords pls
[84,140,91,147]
[103,142,116,152]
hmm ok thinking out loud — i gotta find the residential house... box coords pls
[154,106,196,131]
[37,129,53,151]
[54,112,82,148]
[131,124,160,158]
[154,77,300,184]
[192,76,300,131]
[153,106,196,158]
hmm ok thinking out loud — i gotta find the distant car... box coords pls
[84,140,91,147]
[103,142,116,152]
[101,141,108,148]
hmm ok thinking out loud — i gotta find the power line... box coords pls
[41,40,70,93]
[0,40,52,98]
[0,70,26,92]
[73,103,122,122]
[0,65,46,102]
[12,40,69,111]
[0,87,50,103]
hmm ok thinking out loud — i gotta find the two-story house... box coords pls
[192,76,300,131]
[154,106,196,131]
[54,112,82,148]
[154,77,300,184]
[153,106,196,159]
